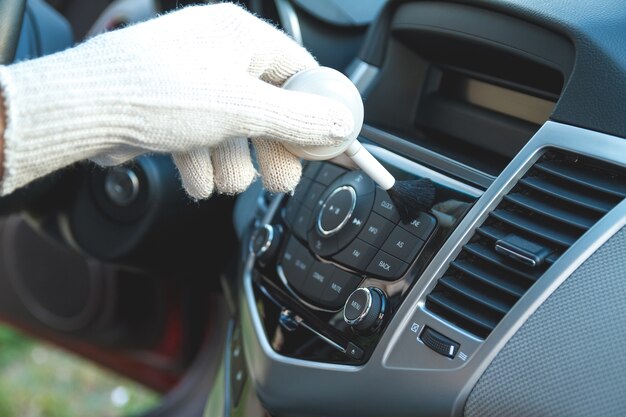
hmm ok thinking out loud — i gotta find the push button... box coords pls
[317,186,356,236]
[399,212,437,240]
[303,182,326,210]
[333,238,377,271]
[292,206,312,241]
[335,194,374,250]
[303,161,322,179]
[343,288,370,324]
[366,250,408,280]
[280,237,314,291]
[341,171,375,197]
[292,178,312,202]
[373,188,400,223]
[381,226,424,263]
[343,287,386,332]
[308,230,338,256]
[316,164,346,185]
[320,269,361,310]
[358,212,395,248]
[283,198,300,228]
[303,261,335,302]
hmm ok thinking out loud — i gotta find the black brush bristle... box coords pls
[387,178,436,222]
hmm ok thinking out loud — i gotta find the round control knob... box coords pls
[250,224,280,261]
[317,186,357,236]
[343,287,387,332]
[104,166,140,206]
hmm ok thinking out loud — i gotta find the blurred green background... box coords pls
[0,325,159,417]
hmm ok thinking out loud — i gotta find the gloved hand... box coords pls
[0,3,353,198]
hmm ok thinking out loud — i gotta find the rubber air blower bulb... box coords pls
[282,66,435,221]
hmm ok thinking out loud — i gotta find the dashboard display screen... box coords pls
[413,69,560,172]
[448,75,556,125]
[440,72,556,125]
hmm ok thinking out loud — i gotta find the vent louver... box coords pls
[426,149,626,338]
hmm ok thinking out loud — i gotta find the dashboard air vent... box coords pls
[426,149,626,338]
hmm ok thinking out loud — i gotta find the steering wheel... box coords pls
[0,0,26,64]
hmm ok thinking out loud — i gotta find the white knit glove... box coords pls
[0,3,353,198]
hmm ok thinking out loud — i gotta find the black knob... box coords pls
[343,287,387,332]
[104,166,140,206]
[250,224,280,261]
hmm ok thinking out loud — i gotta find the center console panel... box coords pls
[225,2,626,416]
[248,157,478,364]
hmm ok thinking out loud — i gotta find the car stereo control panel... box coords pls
[283,164,436,309]
[248,159,477,365]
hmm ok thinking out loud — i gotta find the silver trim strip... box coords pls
[364,144,483,198]
[494,243,537,267]
[239,121,626,417]
[249,224,274,257]
[346,60,380,94]
[361,124,496,189]
[295,314,347,353]
[276,264,338,313]
[274,0,303,45]
[222,319,235,417]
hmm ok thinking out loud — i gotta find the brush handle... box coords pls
[345,140,395,190]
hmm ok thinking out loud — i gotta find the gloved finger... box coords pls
[249,31,318,86]
[252,139,302,193]
[237,77,354,147]
[172,149,215,200]
[235,2,316,85]
[211,137,257,195]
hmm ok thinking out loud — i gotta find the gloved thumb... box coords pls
[172,149,215,200]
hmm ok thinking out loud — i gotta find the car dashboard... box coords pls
[226,1,626,416]
[0,1,625,417]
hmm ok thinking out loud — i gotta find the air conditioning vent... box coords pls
[426,149,626,338]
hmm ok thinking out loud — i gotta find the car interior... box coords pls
[0,0,625,416]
